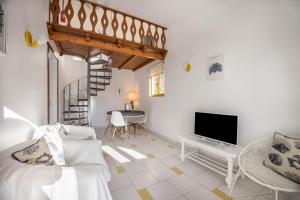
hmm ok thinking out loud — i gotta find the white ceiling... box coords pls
[101,0,234,27]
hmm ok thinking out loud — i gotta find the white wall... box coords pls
[49,52,58,124]
[58,55,87,121]
[91,69,135,127]
[59,55,87,88]
[0,0,48,150]
[134,0,300,145]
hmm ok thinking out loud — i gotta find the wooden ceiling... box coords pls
[52,37,155,71]
[48,23,164,71]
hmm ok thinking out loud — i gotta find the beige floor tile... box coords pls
[123,162,147,175]
[218,183,254,200]
[129,171,159,189]
[109,173,132,191]
[168,174,200,194]
[175,197,189,200]
[236,177,267,193]
[150,166,177,181]
[186,187,219,200]
[177,163,206,176]
[161,156,183,167]
[147,181,182,200]
[112,185,142,200]
[140,158,164,170]
[154,151,173,160]
[193,170,224,190]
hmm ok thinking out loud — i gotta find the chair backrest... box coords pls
[111,111,126,127]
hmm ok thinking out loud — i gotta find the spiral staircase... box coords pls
[63,54,112,126]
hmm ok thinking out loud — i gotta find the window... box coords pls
[149,63,165,97]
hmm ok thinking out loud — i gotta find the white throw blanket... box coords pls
[0,140,112,200]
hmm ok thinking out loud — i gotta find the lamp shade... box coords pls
[128,92,137,101]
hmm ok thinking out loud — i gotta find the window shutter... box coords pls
[149,63,165,97]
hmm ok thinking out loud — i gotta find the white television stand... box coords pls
[178,135,242,188]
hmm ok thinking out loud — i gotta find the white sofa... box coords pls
[33,124,97,141]
[0,125,112,200]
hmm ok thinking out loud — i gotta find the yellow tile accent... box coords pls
[170,167,184,175]
[147,153,155,159]
[116,166,125,174]
[167,144,175,148]
[138,188,153,200]
[212,188,232,200]
[130,144,137,148]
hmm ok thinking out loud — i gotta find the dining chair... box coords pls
[129,112,147,136]
[138,112,147,130]
[104,114,112,136]
[111,111,128,140]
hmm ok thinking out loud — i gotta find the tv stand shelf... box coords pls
[178,135,243,188]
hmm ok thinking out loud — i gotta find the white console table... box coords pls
[178,135,242,188]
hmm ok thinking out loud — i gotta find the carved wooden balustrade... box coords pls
[48,0,167,67]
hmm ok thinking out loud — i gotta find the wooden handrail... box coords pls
[50,0,167,50]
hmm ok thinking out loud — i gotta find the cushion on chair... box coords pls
[264,132,300,184]
[11,137,54,166]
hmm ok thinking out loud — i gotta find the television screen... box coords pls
[194,112,238,145]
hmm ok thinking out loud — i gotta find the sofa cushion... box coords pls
[11,138,54,165]
[264,132,300,184]
[55,123,68,135]
[43,126,66,166]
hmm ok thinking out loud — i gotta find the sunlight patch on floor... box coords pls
[117,146,147,160]
[102,146,130,164]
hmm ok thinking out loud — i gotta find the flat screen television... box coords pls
[194,112,238,145]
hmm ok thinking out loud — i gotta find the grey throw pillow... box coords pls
[12,138,54,166]
[264,132,300,184]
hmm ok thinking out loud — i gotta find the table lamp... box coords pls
[128,92,137,110]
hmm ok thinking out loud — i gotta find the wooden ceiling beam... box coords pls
[133,59,154,71]
[118,55,135,69]
[49,31,165,60]
[85,46,90,60]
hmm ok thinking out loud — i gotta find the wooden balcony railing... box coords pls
[49,0,167,50]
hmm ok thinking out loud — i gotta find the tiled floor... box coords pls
[96,128,297,200]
